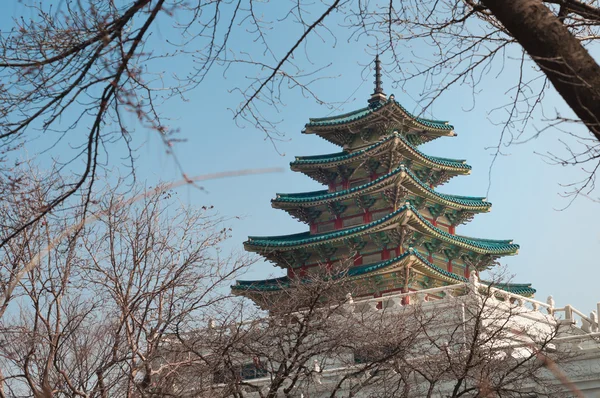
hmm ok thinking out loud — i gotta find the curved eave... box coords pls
[305,99,454,132]
[272,165,491,213]
[303,100,455,146]
[244,205,518,256]
[290,133,471,175]
[232,249,534,297]
[244,205,411,252]
[405,209,519,255]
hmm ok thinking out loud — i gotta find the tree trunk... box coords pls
[481,0,600,141]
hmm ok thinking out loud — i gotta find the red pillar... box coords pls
[401,288,410,305]
[449,225,455,235]
[353,252,363,266]
[447,259,453,273]
[374,292,382,310]
[382,248,390,261]
[334,217,343,229]
[465,265,470,279]
[363,211,372,224]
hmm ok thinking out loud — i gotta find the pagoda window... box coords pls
[421,208,433,219]
[317,222,335,233]
[362,241,378,252]
[371,209,390,221]
[362,252,382,265]
[453,264,465,276]
[435,223,450,233]
[343,215,363,228]
[431,254,447,268]
[349,178,369,189]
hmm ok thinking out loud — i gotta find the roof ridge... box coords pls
[233,251,534,295]
[305,99,453,131]
[275,166,490,208]
[247,204,518,254]
[308,106,372,122]
[292,132,470,170]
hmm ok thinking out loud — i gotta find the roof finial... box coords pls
[374,54,383,95]
[368,54,387,107]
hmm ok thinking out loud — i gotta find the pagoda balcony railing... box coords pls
[345,275,600,334]
[222,276,600,336]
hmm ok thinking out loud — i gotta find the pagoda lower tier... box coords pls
[232,248,535,307]
[239,203,520,299]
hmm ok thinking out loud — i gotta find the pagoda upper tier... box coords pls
[304,95,455,148]
[290,132,470,187]
[272,164,490,226]
[233,56,533,304]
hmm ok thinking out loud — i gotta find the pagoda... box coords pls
[233,56,534,305]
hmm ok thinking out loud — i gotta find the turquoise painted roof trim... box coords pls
[291,133,470,170]
[306,99,454,131]
[410,249,468,282]
[246,205,411,247]
[480,280,537,295]
[245,205,518,254]
[410,209,519,253]
[232,252,411,292]
[307,107,373,126]
[232,248,534,295]
[274,165,490,208]
[407,251,535,295]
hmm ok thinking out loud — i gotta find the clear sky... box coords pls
[4,1,599,314]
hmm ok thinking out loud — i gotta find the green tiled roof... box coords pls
[291,133,470,170]
[410,208,519,253]
[245,204,518,254]
[232,252,412,292]
[246,205,410,248]
[273,165,490,209]
[232,248,534,295]
[305,99,454,131]
[410,249,468,282]
[307,107,373,126]
[480,281,537,296]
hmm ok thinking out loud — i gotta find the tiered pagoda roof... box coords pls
[234,56,534,305]
[304,99,455,147]
[234,248,535,296]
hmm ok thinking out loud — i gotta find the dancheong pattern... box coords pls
[233,58,534,304]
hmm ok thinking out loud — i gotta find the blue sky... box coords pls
[4,1,599,314]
